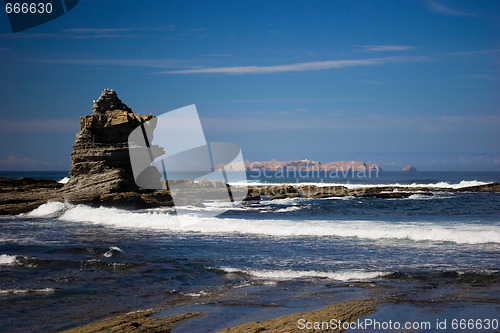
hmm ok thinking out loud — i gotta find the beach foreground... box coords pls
[61,299,379,333]
[60,281,499,333]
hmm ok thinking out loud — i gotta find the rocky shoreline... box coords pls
[1,176,499,215]
[245,181,500,200]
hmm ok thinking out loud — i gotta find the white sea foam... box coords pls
[274,206,303,213]
[0,254,18,265]
[216,267,386,281]
[274,205,304,213]
[53,204,500,244]
[103,246,123,257]
[58,176,70,184]
[25,201,68,217]
[0,288,56,295]
[230,180,492,189]
[181,290,210,297]
[261,197,312,205]
[406,193,443,200]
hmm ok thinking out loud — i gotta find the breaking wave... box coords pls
[214,267,387,281]
[230,180,493,189]
[25,201,68,217]
[26,202,500,245]
[0,254,18,265]
[0,288,56,295]
[58,176,70,184]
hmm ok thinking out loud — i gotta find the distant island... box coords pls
[402,165,417,172]
[232,160,382,172]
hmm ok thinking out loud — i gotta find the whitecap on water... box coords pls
[213,267,387,281]
[57,176,70,184]
[103,246,123,258]
[0,254,18,265]
[25,201,70,218]
[0,288,56,295]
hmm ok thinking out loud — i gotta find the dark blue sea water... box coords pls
[0,171,499,332]
[0,171,69,181]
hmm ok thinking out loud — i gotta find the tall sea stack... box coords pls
[63,89,160,198]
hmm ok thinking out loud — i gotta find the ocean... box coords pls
[0,171,499,332]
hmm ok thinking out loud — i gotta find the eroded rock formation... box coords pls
[63,89,162,200]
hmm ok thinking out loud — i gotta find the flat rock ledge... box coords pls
[60,308,203,333]
[244,182,500,200]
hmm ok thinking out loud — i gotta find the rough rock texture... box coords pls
[219,299,378,333]
[402,165,417,172]
[0,178,63,215]
[244,182,500,201]
[63,89,162,200]
[60,308,203,333]
[1,179,500,215]
[92,88,132,114]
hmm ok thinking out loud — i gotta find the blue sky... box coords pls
[0,0,498,171]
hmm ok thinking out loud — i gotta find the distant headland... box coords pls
[242,160,382,172]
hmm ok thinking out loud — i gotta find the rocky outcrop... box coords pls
[0,177,63,214]
[456,182,500,192]
[243,182,500,201]
[402,165,417,172]
[63,89,165,201]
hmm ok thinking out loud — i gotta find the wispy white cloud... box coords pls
[0,155,49,169]
[159,56,425,75]
[443,49,500,56]
[360,45,416,52]
[33,58,188,68]
[459,74,496,80]
[1,30,137,39]
[202,113,500,133]
[358,79,384,85]
[64,28,135,34]
[0,119,78,132]
[202,97,388,104]
[162,59,378,74]
[1,26,172,39]
[428,0,474,16]
[438,115,500,123]
[203,54,233,57]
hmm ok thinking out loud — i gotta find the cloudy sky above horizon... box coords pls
[0,0,499,171]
